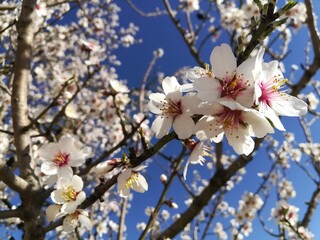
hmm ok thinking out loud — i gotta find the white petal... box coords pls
[173,115,195,139]
[181,93,202,115]
[62,202,78,214]
[46,205,62,222]
[132,174,148,193]
[118,183,130,198]
[57,165,73,179]
[38,143,59,160]
[148,93,166,114]
[210,43,237,80]
[57,177,71,189]
[162,76,181,95]
[63,215,78,232]
[226,128,254,156]
[71,175,84,192]
[51,189,66,204]
[193,77,221,102]
[272,96,308,117]
[68,158,85,167]
[58,136,75,151]
[180,83,194,92]
[195,116,223,140]
[75,191,86,205]
[78,214,92,230]
[242,110,274,137]
[41,162,58,176]
[235,87,255,108]
[260,103,285,131]
[151,115,173,138]
[183,161,190,180]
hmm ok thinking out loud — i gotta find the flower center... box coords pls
[220,74,250,100]
[161,98,183,117]
[53,151,70,167]
[258,77,288,105]
[61,186,77,201]
[217,107,247,130]
[125,172,139,189]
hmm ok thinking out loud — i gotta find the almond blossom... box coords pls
[148,76,199,139]
[192,43,262,108]
[51,175,86,214]
[254,59,308,130]
[195,101,274,155]
[39,136,88,179]
[183,139,212,179]
[46,205,92,232]
[117,166,148,198]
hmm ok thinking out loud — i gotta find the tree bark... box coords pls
[11,0,44,239]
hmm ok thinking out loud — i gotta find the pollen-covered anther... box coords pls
[53,151,70,167]
[61,186,77,201]
[125,172,139,189]
[161,99,183,117]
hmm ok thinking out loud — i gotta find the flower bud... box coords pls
[160,174,167,184]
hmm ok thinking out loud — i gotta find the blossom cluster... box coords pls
[148,43,307,161]
[38,136,92,232]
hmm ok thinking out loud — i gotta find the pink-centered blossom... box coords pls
[39,136,87,179]
[195,101,274,155]
[193,43,261,108]
[254,59,308,130]
[148,76,199,139]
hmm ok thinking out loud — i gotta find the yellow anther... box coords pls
[61,186,77,201]
[125,172,139,189]
[272,78,288,91]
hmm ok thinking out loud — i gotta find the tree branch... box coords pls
[0,208,22,220]
[0,162,29,194]
[156,138,264,239]
[300,184,320,228]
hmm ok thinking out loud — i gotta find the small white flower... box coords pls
[254,58,308,130]
[51,175,86,214]
[193,43,259,108]
[195,101,274,155]
[148,76,199,139]
[117,166,148,198]
[39,136,88,179]
[183,139,211,179]
[65,103,79,119]
[63,210,92,232]
[94,159,121,176]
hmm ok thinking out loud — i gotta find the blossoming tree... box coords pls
[0,0,319,239]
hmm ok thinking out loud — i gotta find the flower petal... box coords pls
[272,96,308,117]
[242,110,274,137]
[71,175,84,192]
[193,77,221,102]
[226,128,254,156]
[173,114,195,139]
[210,43,237,80]
[151,115,173,138]
[41,162,58,176]
[162,76,181,95]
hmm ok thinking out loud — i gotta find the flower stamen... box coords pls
[61,186,77,201]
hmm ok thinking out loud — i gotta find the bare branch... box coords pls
[156,138,264,239]
[305,0,320,59]
[0,208,22,220]
[124,0,166,17]
[0,162,29,194]
[300,184,320,228]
